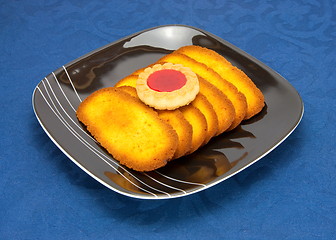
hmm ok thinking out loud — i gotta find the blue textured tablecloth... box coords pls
[1,0,335,239]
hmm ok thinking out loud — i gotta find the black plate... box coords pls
[32,25,303,199]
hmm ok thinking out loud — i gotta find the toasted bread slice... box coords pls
[115,75,137,88]
[76,87,178,171]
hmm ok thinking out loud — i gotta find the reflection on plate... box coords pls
[32,25,303,199]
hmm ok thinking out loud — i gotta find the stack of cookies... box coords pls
[77,46,264,171]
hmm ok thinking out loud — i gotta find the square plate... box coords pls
[32,25,303,199]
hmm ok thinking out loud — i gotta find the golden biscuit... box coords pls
[115,75,137,88]
[76,87,178,172]
[191,93,218,144]
[176,45,264,119]
[179,105,207,154]
[157,110,193,159]
[117,85,138,97]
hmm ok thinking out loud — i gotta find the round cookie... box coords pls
[157,53,246,130]
[136,63,200,110]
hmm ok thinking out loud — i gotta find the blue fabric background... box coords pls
[1,0,335,239]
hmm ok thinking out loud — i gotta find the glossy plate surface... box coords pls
[32,25,303,199]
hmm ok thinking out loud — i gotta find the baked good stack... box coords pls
[76,45,265,171]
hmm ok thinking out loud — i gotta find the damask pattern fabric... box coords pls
[0,0,335,239]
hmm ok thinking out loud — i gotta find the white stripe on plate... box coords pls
[62,65,82,102]
[155,171,207,187]
[52,72,76,112]
[44,77,97,143]
[143,173,187,194]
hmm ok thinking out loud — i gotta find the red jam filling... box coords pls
[147,69,187,92]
